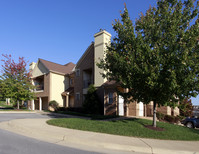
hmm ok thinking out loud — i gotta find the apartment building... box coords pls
[29,29,179,117]
[72,30,179,117]
[29,59,75,110]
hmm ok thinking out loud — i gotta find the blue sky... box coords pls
[0,0,198,105]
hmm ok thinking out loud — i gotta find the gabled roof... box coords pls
[102,80,117,86]
[39,59,75,75]
[76,42,94,67]
[61,87,74,96]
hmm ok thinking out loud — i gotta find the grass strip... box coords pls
[51,110,119,120]
[47,118,199,141]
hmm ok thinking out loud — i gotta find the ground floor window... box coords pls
[108,92,113,104]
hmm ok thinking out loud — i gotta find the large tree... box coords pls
[0,54,35,109]
[98,0,199,127]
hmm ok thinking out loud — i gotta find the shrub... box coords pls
[156,112,165,120]
[56,107,67,112]
[177,115,185,121]
[164,115,176,123]
[66,107,84,113]
[49,100,59,111]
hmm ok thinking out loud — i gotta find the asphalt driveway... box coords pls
[0,111,199,154]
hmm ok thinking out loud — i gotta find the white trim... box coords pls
[39,97,42,111]
[118,95,124,116]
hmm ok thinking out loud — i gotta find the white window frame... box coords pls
[108,92,113,104]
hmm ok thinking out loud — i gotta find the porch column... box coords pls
[39,97,42,111]
[6,98,10,105]
[66,95,69,107]
[31,100,35,110]
[144,104,147,117]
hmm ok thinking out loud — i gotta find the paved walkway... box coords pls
[0,111,198,154]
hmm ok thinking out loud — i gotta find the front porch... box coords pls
[30,97,49,111]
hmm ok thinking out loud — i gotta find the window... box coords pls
[70,78,73,85]
[76,93,80,101]
[108,92,113,104]
[76,69,80,77]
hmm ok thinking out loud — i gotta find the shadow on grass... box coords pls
[0,107,14,110]
[111,118,166,131]
[46,110,120,120]
[110,118,139,123]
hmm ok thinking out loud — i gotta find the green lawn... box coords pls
[52,110,119,120]
[0,100,14,108]
[47,118,199,141]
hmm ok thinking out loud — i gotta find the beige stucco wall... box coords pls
[50,72,65,107]
[32,61,48,78]
[94,30,111,87]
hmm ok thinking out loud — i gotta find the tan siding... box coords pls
[32,61,48,78]
[128,102,137,116]
[50,72,65,106]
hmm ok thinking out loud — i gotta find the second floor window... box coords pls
[70,78,73,85]
[76,93,80,101]
[76,69,80,77]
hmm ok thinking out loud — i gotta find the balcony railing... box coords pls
[35,84,44,91]
[83,79,92,88]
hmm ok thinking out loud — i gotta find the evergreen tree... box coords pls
[83,85,103,115]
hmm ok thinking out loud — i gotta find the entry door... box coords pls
[119,95,124,116]
[139,102,144,116]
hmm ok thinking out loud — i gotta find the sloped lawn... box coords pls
[47,118,199,141]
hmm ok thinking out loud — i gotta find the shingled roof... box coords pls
[39,59,75,75]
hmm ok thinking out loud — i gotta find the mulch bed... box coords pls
[144,125,165,131]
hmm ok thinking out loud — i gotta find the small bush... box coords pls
[66,107,84,113]
[56,107,67,112]
[164,115,175,123]
[49,100,59,111]
[177,115,185,121]
[156,112,165,120]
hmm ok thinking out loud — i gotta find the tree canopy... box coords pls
[98,0,199,127]
[0,54,35,108]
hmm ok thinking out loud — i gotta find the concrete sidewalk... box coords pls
[0,117,198,154]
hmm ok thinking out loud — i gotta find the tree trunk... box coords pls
[152,101,157,127]
[17,100,20,110]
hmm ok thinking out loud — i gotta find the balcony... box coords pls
[35,84,44,91]
[33,76,44,92]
